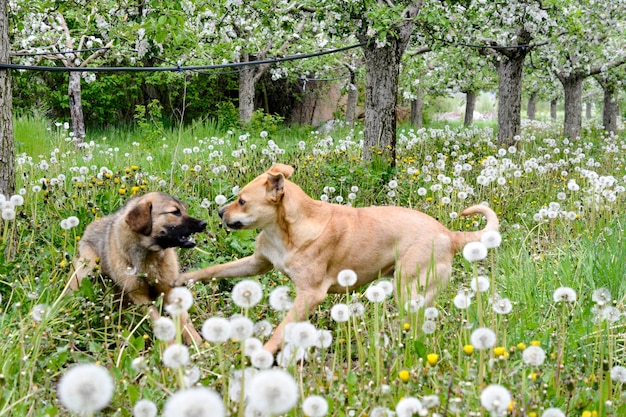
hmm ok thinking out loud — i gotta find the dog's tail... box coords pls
[451,205,500,252]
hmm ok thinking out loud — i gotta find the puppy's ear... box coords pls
[266,172,285,202]
[126,200,153,235]
[268,164,294,179]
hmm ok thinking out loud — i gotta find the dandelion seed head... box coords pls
[480,384,511,415]
[250,349,274,370]
[31,304,48,322]
[165,287,194,316]
[269,286,293,311]
[230,316,254,342]
[202,317,232,343]
[57,363,114,414]
[232,280,263,308]
[522,345,546,367]
[349,302,365,317]
[302,395,329,417]
[610,365,626,383]
[481,230,502,248]
[162,343,190,369]
[247,369,298,414]
[286,321,317,348]
[470,327,496,350]
[253,320,273,338]
[365,284,386,303]
[424,307,439,320]
[592,287,612,306]
[395,397,423,417]
[153,317,176,342]
[553,286,577,303]
[133,399,157,417]
[453,291,472,309]
[377,280,394,296]
[471,276,490,293]
[492,298,513,315]
[337,269,358,287]
[330,303,350,322]
[244,337,264,357]
[463,241,488,262]
[163,387,224,417]
[405,296,425,312]
[315,329,333,349]
[421,320,437,334]
[541,408,566,417]
[215,194,228,205]
[2,207,16,221]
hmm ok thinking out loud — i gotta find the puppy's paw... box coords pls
[173,273,196,287]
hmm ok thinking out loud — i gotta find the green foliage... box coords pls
[134,99,165,143]
[2,115,626,416]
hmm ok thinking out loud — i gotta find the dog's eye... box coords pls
[171,208,182,217]
[238,198,246,206]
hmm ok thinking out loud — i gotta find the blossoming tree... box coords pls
[0,0,13,195]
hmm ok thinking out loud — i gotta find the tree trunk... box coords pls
[527,91,538,120]
[559,74,584,139]
[68,71,86,145]
[550,98,558,119]
[0,0,15,196]
[239,65,256,123]
[600,84,618,134]
[496,54,526,146]
[344,66,358,126]
[585,101,592,119]
[410,87,423,129]
[464,90,476,127]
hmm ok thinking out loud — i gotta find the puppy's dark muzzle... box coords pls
[157,217,207,249]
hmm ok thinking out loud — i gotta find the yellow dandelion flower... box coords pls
[463,344,474,355]
[493,347,507,357]
[517,342,527,350]
[131,186,140,195]
[403,323,410,331]
[530,340,541,346]
[119,188,127,195]
[426,353,439,366]
[59,259,67,268]
[528,412,537,417]
[104,172,112,179]
[131,165,139,171]
[398,370,410,382]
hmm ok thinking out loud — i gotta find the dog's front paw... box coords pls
[173,273,196,287]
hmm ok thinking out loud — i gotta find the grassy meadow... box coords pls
[1,115,626,417]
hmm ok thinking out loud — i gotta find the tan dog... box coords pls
[71,192,207,344]
[177,164,499,353]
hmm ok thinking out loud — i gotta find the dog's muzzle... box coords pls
[156,218,207,249]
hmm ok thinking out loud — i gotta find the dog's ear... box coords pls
[126,200,153,235]
[266,172,286,202]
[268,164,294,179]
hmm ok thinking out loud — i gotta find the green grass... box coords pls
[1,115,625,416]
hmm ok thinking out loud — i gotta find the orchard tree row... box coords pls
[1,0,625,194]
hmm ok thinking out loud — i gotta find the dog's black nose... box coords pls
[198,220,207,231]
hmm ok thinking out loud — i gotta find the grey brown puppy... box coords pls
[71,192,207,344]
[176,164,499,353]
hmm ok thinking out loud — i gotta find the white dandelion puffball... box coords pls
[471,276,490,293]
[610,365,626,383]
[133,399,157,417]
[492,298,513,315]
[395,397,423,417]
[405,296,425,312]
[287,321,318,349]
[244,337,264,357]
[269,286,294,311]
[253,320,273,338]
[250,349,275,370]
[553,286,577,303]
[163,387,225,417]
[315,329,333,349]
[232,280,263,308]
[470,327,497,350]
[481,230,502,248]
[330,303,350,322]
[424,307,439,320]
[480,384,511,415]
[541,408,566,417]
[247,369,298,415]
[592,287,612,306]
[202,317,232,343]
[337,269,358,287]
[153,317,176,341]
[463,241,488,262]
[230,316,254,342]
[165,287,194,316]
[302,395,329,417]
[31,304,48,322]
[365,284,387,303]
[377,280,394,296]
[162,343,190,369]
[57,363,114,414]
[214,194,228,205]
[453,291,472,309]
[522,345,546,367]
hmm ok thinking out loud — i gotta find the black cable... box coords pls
[1,42,366,73]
